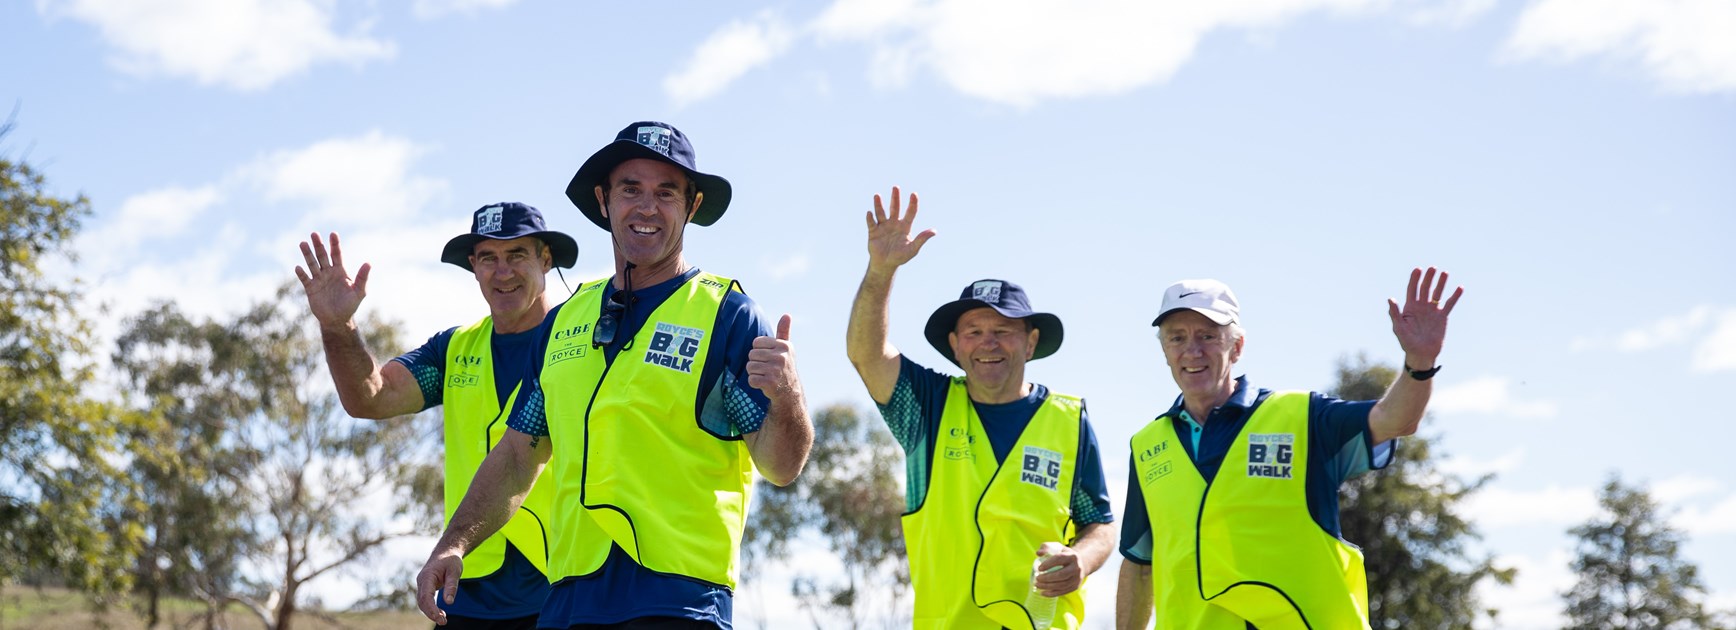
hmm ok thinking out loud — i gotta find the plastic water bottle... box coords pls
[1025,555,1058,629]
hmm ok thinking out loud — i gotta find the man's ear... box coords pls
[688,191,704,223]
[1026,327,1040,360]
[948,331,960,358]
[1230,334,1246,363]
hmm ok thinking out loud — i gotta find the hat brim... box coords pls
[565,141,732,231]
[1152,307,1236,327]
[440,231,579,272]
[924,300,1063,368]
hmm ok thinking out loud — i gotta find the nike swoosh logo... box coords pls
[1177,291,1201,298]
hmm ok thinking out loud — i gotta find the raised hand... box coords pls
[866,186,936,274]
[1387,267,1463,368]
[747,314,802,402]
[295,232,371,328]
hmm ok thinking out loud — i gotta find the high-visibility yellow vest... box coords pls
[902,378,1085,630]
[1130,391,1370,630]
[541,273,750,588]
[443,318,553,578]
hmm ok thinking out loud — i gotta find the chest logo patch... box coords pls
[1020,445,1063,491]
[943,426,975,461]
[1139,440,1174,483]
[1246,432,1295,480]
[644,322,704,373]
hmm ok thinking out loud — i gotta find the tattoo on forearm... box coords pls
[529,436,540,448]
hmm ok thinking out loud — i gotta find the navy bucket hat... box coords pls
[564,121,733,231]
[440,202,579,272]
[923,279,1064,367]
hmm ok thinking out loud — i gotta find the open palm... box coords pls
[866,186,936,272]
[1387,266,1462,364]
[295,232,371,328]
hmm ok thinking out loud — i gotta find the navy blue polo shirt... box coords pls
[394,321,553,620]
[505,268,773,630]
[878,356,1115,527]
[1119,376,1394,565]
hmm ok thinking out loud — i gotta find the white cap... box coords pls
[1153,279,1240,326]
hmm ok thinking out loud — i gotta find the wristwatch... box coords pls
[1404,364,1441,381]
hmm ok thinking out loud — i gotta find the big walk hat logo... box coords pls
[971,280,1004,304]
[644,322,705,373]
[1246,433,1295,480]
[476,205,503,234]
[1020,445,1063,491]
[636,126,673,155]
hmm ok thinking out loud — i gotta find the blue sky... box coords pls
[5,0,1734,627]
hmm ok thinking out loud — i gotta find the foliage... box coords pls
[113,302,270,627]
[0,585,431,630]
[1331,354,1514,629]
[1562,475,1728,630]
[109,286,438,630]
[740,403,909,629]
[0,120,141,601]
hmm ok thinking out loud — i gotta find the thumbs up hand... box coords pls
[747,314,802,403]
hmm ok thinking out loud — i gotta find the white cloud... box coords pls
[1570,306,1736,373]
[1675,492,1736,537]
[677,0,1397,107]
[811,0,927,39]
[78,184,221,263]
[1431,376,1559,419]
[678,0,1736,107]
[1693,309,1736,372]
[1616,306,1712,351]
[664,11,797,108]
[1463,484,1597,528]
[1407,0,1497,27]
[37,0,394,91]
[1437,448,1524,478]
[1654,474,1722,504]
[241,130,448,228]
[114,185,222,239]
[1505,0,1736,94]
[412,0,517,19]
[79,131,465,354]
[886,0,1386,107]
[1475,549,1575,630]
[84,220,283,353]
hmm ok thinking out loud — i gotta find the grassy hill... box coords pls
[0,585,428,630]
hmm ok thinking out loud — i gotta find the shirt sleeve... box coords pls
[504,311,557,439]
[875,356,951,456]
[876,356,953,513]
[696,288,774,437]
[1119,454,1153,564]
[1070,405,1115,526]
[389,327,456,412]
[1309,394,1391,488]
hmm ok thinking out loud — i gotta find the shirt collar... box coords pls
[1169,375,1255,427]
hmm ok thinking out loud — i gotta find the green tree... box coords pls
[739,403,909,629]
[1331,354,1514,629]
[112,302,267,628]
[0,121,141,601]
[738,478,809,629]
[792,404,909,629]
[109,286,438,630]
[1562,475,1727,630]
